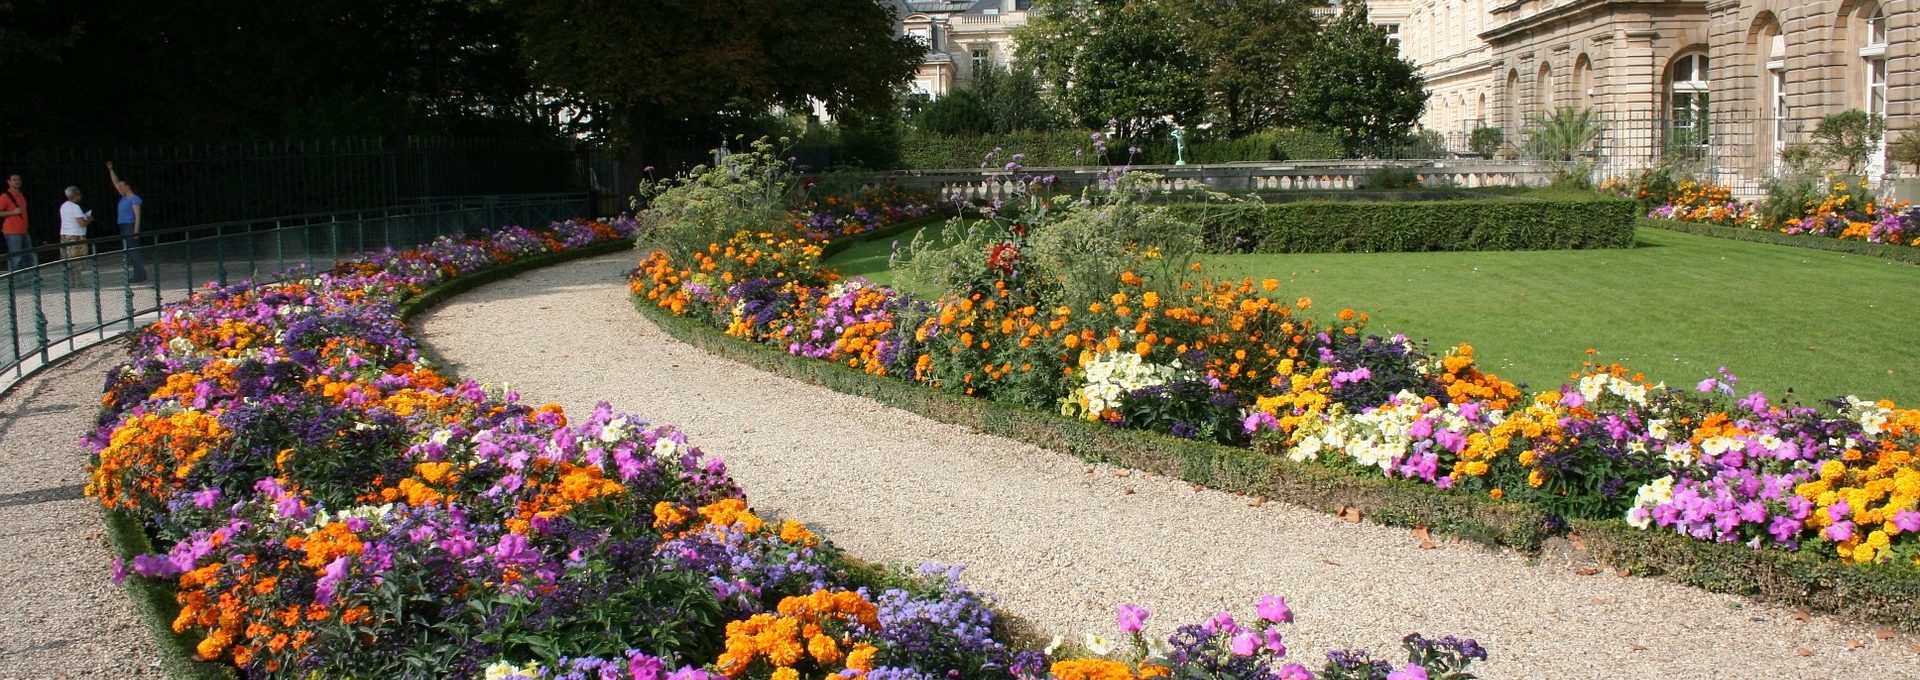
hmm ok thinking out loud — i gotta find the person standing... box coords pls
[0,173,31,271]
[108,162,145,282]
[58,186,93,267]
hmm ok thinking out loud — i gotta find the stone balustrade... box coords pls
[867,161,1573,202]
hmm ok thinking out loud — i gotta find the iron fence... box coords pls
[0,193,590,393]
[1408,112,1789,198]
[0,137,603,244]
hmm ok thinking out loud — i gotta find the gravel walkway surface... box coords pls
[0,345,163,679]
[415,252,1919,680]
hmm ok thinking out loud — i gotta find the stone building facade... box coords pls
[889,0,1032,101]
[1376,0,1917,190]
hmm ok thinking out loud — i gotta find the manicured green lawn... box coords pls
[828,220,1920,404]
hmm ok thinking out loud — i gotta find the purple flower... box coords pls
[314,555,350,605]
[1229,631,1260,656]
[1278,663,1316,680]
[1116,603,1149,633]
[1256,594,1294,623]
[629,654,664,680]
[1825,521,1855,543]
[1387,665,1429,680]
[1894,510,1920,533]
[1264,627,1287,654]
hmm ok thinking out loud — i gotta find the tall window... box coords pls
[1572,54,1594,110]
[1862,5,1888,177]
[1505,70,1521,131]
[971,46,990,75]
[1382,24,1401,43]
[1765,32,1787,170]
[1668,52,1710,155]
[1535,63,1553,117]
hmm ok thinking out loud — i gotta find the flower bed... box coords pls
[1638,177,1920,248]
[91,214,1480,678]
[630,164,1920,628]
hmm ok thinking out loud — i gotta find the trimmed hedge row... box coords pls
[1173,194,1638,253]
[631,291,1920,632]
[1641,217,1920,266]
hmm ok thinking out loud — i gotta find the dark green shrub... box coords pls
[1357,165,1422,189]
[1468,127,1503,156]
[914,90,993,136]
[1175,194,1637,253]
[1812,109,1886,175]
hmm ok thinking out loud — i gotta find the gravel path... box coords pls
[0,345,164,679]
[415,252,1919,680]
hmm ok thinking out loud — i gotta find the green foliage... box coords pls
[1810,109,1887,175]
[1890,127,1920,174]
[1021,0,1322,137]
[1755,172,1826,231]
[969,65,1065,133]
[1017,0,1205,139]
[1357,165,1423,190]
[899,130,1102,169]
[1524,107,1604,161]
[916,90,994,136]
[898,127,1344,169]
[633,137,794,262]
[1169,0,1323,136]
[1612,160,1694,209]
[838,106,905,170]
[1468,127,1504,157]
[1175,195,1637,253]
[518,0,921,162]
[1022,173,1216,310]
[1291,0,1427,156]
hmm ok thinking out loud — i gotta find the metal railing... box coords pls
[0,193,589,393]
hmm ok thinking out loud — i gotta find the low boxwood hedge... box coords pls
[1175,194,1637,253]
[631,290,1920,632]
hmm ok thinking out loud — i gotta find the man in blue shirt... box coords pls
[108,162,145,283]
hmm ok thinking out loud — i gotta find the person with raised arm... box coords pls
[108,162,146,282]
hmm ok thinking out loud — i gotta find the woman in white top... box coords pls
[58,185,92,264]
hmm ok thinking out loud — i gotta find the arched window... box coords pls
[1572,54,1595,110]
[1667,52,1710,154]
[1535,62,1554,117]
[1477,92,1488,129]
[1505,69,1522,131]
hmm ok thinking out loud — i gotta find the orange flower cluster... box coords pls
[716,589,882,679]
[86,409,229,514]
[502,460,627,535]
[1436,344,1521,410]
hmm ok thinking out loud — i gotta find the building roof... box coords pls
[890,0,1001,17]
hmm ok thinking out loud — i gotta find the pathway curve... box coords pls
[0,345,164,678]
[415,252,1918,680]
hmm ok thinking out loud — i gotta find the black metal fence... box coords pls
[0,193,590,392]
[1408,112,1788,197]
[0,137,606,245]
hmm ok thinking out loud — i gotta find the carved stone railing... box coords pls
[873,161,1573,202]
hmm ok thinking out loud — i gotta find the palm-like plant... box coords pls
[1524,106,1605,161]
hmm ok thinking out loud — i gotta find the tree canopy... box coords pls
[516,0,923,167]
[1016,0,1324,139]
[1291,0,1428,154]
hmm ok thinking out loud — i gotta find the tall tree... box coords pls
[1018,0,1322,139]
[1018,0,1203,140]
[1291,0,1428,155]
[1170,0,1321,136]
[516,0,922,171]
